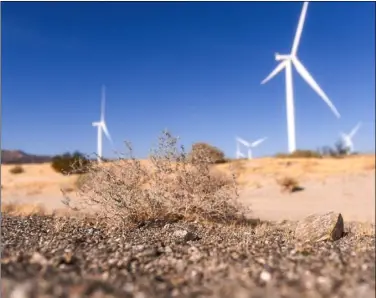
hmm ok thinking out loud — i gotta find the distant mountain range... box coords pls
[1,150,53,164]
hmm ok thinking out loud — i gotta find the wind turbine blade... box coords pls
[236,137,251,147]
[101,122,113,143]
[251,137,267,147]
[261,61,287,85]
[292,57,341,118]
[349,122,362,138]
[237,151,245,158]
[101,85,106,122]
[291,2,309,56]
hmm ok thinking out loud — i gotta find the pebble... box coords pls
[260,270,272,283]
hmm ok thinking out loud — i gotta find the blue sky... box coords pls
[2,2,375,158]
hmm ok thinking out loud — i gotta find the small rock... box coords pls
[295,212,344,242]
[302,271,315,290]
[63,250,74,264]
[10,282,35,298]
[354,283,376,298]
[316,276,333,295]
[164,246,173,253]
[172,229,199,243]
[133,245,145,252]
[190,269,204,283]
[260,270,272,283]
[30,252,48,266]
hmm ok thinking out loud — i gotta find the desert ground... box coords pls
[2,155,375,222]
[1,155,375,297]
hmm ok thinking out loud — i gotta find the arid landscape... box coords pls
[1,151,375,297]
[2,154,375,222]
[2,0,374,296]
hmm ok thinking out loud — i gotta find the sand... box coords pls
[1,155,375,223]
[239,172,375,222]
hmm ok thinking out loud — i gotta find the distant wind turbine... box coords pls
[340,122,362,154]
[235,140,246,159]
[261,1,341,153]
[92,85,113,163]
[236,137,267,160]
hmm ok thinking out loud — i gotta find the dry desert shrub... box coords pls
[1,203,81,218]
[1,203,46,216]
[63,131,247,226]
[229,159,247,174]
[277,176,302,193]
[188,142,227,164]
[9,165,25,174]
[275,150,322,159]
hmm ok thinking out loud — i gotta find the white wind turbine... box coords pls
[236,136,267,160]
[340,122,362,154]
[261,1,341,153]
[92,85,112,163]
[235,140,246,159]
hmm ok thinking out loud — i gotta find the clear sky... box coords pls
[2,2,375,159]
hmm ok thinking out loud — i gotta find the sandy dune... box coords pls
[1,155,375,222]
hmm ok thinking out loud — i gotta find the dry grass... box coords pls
[363,158,375,171]
[275,150,322,159]
[9,165,25,175]
[1,163,79,199]
[214,154,375,187]
[276,176,302,193]
[2,154,374,196]
[62,131,248,227]
[1,202,86,218]
[1,202,47,216]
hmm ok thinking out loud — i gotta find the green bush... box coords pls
[9,165,25,174]
[51,151,90,174]
[188,142,227,164]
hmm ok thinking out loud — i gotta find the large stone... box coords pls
[294,212,344,242]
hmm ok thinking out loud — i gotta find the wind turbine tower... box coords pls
[92,85,113,163]
[261,2,341,153]
[340,122,362,154]
[236,140,246,159]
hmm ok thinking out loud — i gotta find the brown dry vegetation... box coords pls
[62,131,248,227]
[1,155,374,224]
[276,176,301,193]
[2,151,374,197]
[1,202,47,216]
[1,134,375,298]
[9,165,25,175]
[216,154,375,187]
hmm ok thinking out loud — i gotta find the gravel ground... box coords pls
[1,214,375,298]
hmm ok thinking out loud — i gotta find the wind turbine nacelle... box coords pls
[92,122,100,127]
[275,53,291,61]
